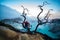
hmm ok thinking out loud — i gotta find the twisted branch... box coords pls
[21,5,29,22]
[44,9,53,22]
[35,1,49,32]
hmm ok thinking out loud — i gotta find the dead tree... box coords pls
[35,1,49,32]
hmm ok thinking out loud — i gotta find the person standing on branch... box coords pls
[21,5,31,32]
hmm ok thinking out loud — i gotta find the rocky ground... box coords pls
[0,27,44,40]
[0,25,53,40]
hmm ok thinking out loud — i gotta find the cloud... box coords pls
[49,12,60,19]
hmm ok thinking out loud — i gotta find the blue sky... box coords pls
[0,0,60,11]
[0,0,60,19]
[0,0,60,10]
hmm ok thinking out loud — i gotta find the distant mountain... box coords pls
[0,17,23,24]
[50,19,60,23]
[0,21,20,32]
[49,19,60,35]
[0,4,21,20]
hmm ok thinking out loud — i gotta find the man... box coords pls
[22,21,30,32]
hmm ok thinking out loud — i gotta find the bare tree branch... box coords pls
[44,9,53,22]
[21,6,31,33]
[37,1,49,23]
[21,5,29,22]
[37,5,43,23]
[12,5,29,24]
[42,1,49,6]
[35,1,49,32]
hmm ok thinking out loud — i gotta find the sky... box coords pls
[0,0,60,19]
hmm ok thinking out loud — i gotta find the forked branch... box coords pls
[35,1,49,32]
[44,9,53,22]
[21,5,29,22]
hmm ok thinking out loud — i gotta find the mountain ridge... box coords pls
[0,4,21,20]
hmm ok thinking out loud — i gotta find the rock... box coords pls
[0,26,19,40]
[21,34,29,40]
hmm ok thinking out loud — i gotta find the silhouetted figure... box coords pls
[22,21,30,33]
[23,21,30,28]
